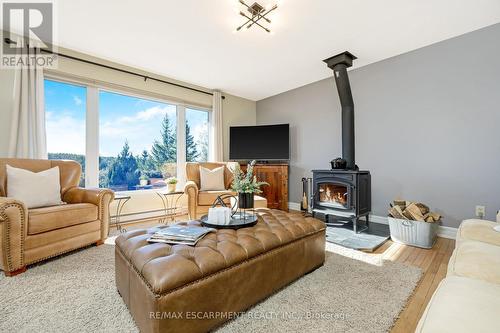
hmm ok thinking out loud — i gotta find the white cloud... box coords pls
[46,114,85,155]
[73,95,83,106]
[119,105,175,123]
[98,105,177,155]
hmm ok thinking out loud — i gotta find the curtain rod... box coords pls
[4,37,224,99]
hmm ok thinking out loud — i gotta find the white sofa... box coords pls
[416,215,500,333]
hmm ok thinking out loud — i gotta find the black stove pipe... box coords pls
[323,51,357,170]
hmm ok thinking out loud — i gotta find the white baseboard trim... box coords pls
[288,202,301,211]
[436,226,458,240]
[288,202,457,240]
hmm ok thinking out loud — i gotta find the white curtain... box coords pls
[8,44,47,159]
[209,90,224,162]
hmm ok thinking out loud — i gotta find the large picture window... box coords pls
[44,77,211,191]
[99,91,177,191]
[45,79,86,186]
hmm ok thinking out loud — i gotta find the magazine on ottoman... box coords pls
[147,224,216,246]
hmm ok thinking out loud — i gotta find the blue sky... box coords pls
[44,79,209,157]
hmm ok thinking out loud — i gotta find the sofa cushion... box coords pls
[457,219,500,247]
[416,276,500,333]
[198,190,233,206]
[28,203,98,235]
[448,240,500,284]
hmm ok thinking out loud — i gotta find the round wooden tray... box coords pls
[200,212,258,230]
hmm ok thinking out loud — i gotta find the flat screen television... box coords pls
[229,124,289,161]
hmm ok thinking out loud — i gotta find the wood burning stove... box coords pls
[310,51,372,233]
[312,169,371,233]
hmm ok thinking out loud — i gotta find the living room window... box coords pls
[98,90,178,191]
[45,79,87,187]
[44,76,211,190]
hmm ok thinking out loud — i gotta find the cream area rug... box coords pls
[0,241,421,333]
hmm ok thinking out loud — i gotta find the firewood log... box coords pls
[389,206,405,219]
[415,203,430,215]
[403,203,425,221]
[428,212,441,221]
[393,200,406,209]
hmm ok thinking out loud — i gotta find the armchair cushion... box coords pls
[198,190,233,206]
[186,162,235,189]
[28,203,98,235]
[6,165,62,208]
[199,166,225,191]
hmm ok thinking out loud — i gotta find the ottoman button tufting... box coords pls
[115,209,326,333]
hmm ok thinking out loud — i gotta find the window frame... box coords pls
[44,73,212,191]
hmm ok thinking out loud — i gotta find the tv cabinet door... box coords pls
[242,164,288,211]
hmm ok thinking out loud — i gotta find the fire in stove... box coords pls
[318,183,348,208]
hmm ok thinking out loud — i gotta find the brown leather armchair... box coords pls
[184,162,238,219]
[0,158,114,276]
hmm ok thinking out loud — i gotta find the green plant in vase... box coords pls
[231,160,268,209]
[139,173,149,186]
[166,177,177,193]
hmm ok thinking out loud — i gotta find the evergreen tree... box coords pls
[107,141,140,189]
[196,124,209,162]
[137,150,152,174]
[186,121,199,162]
[151,114,176,167]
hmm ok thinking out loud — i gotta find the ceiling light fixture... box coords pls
[235,1,278,33]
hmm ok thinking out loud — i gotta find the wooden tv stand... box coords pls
[241,163,289,211]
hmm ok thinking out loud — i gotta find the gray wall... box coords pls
[257,23,500,227]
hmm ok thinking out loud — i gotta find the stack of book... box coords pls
[147,225,216,246]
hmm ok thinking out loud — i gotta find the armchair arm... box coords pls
[0,197,28,274]
[184,181,199,220]
[63,187,114,241]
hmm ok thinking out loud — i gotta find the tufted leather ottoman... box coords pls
[115,209,325,333]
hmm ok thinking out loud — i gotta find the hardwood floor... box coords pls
[373,237,455,333]
[110,216,455,332]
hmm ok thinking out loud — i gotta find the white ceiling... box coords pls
[53,0,500,100]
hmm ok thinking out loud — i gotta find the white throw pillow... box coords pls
[6,165,63,208]
[199,166,225,191]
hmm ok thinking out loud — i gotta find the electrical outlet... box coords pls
[475,205,486,218]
